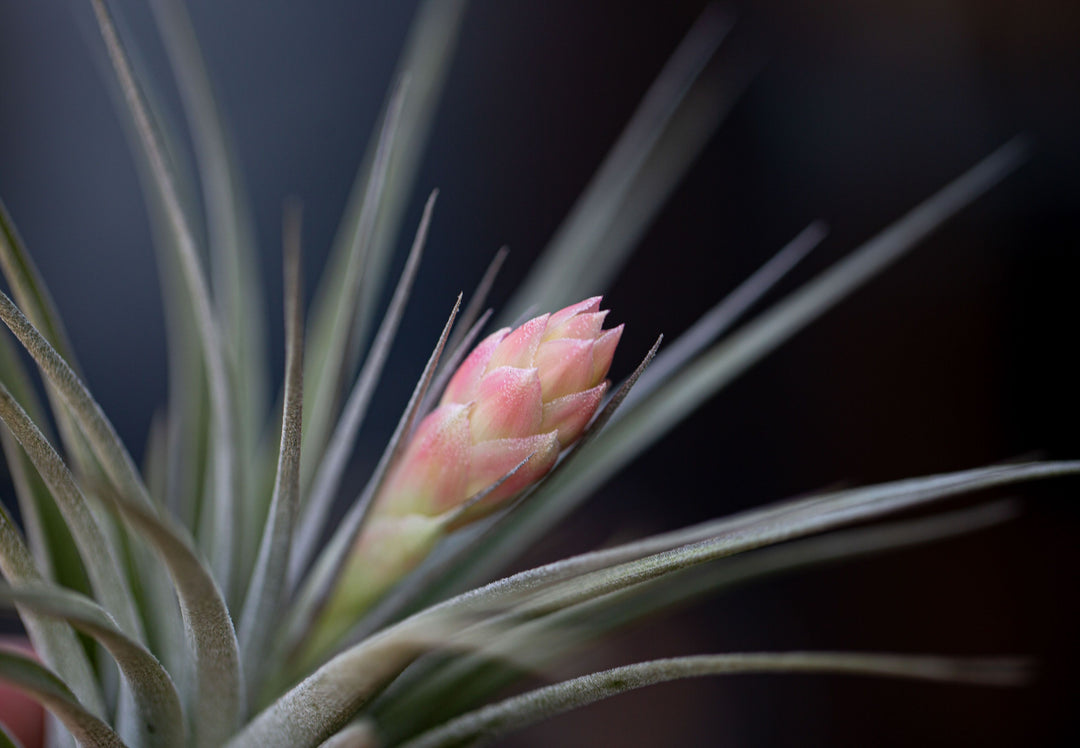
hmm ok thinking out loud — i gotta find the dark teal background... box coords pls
[1,2,1078,745]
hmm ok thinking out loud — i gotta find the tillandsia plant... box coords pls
[0,1,1076,747]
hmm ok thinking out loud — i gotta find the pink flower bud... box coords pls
[379,296,622,523]
[308,299,623,663]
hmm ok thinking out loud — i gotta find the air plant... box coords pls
[0,1,1075,747]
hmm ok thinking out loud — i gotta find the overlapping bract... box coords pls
[375,296,622,524]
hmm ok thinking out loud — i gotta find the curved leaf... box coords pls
[372,501,1019,740]
[0,650,122,748]
[87,0,238,597]
[1,199,103,509]
[0,382,143,642]
[0,582,184,748]
[92,487,241,746]
[468,138,1031,580]
[0,292,152,511]
[401,652,1029,748]
[0,333,87,595]
[148,0,269,466]
[0,506,103,719]
[419,461,1078,625]
[0,290,186,670]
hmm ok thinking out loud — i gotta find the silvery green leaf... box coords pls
[90,485,241,746]
[0,288,154,515]
[0,332,86,593]
[0,582,184,748]
[283,296,461,674]
[415,461,1076,628]
[0,291,185,665]
[321,0,470,392]
[0,200,102,488]
[401,652,1029,748]
[239,208,305,705]
[301,80,408,499]
[294,191,438,582]
[148,0,269,478]
[0,382,143,642]
[0,505,104,719]
[619,220,826,411]
[0,649,122,748]
[503,6,733,320]
[468,138,1030,579]
[509,462,1079,617]
[372,501,1019,739]
[87,0,239,597]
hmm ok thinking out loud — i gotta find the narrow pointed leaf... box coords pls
[284,296,461,663]
[421,461,1078,622]
[503,7,733,319]
[420,308,493,423]
[372,462,1057,730]
[293,191,438,581]
[322,0,470,390]
[0,582,184,748]
[0,650,122,748]
[374,501,1020,738]
[88,0,239,596]
[239,208,305,705]
[473,139,1030,571]
[441,247,508,374]
[512,463,1080,617]
[401,652,1028,748]
[619,220,826,411]
[148,0,269,467]
[302,81,409,497]
[0,292,186,665]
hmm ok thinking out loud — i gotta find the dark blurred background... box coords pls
[1,1,1078,745]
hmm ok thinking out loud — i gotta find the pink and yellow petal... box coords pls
[377,403,471,516]
[590,324,623,384]
[545,309,609,342]
[487,315,548,370]
[540,382,607,446]
[469,366,544,442]
[441,328,509,405]
[465,430,561,510]
[533,337,596,400]
[546,296,602,332]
